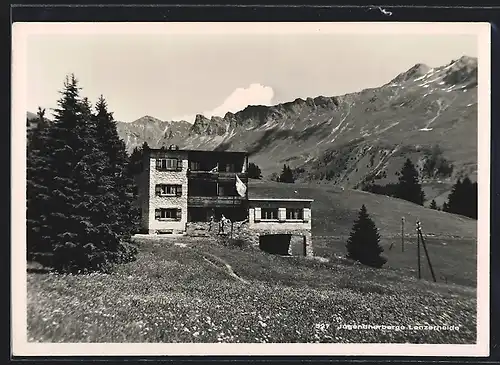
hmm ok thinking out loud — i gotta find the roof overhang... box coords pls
[248,198,314,202]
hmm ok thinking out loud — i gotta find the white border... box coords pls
[12,22,491,357]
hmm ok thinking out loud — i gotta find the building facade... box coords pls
[247,198,313,256]
[137,146,314,256]
[138,146,248,234]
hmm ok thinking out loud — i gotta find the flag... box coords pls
[235,174,247,198]
[209,164,218,173]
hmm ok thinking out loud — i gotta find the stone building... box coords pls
[246,198,313,256]
[137,146,314,256]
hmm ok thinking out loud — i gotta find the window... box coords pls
[155,208,182,221]
[156,158,182,171]
[218,183,237,196]
[223,163,235,172]
[190,161,201,171]
[286,208,304,220]
[261,208,279,220]
[155,184,182,197]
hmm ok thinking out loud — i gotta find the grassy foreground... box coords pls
[27,236,476,344]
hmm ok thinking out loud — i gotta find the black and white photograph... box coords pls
[12,22,490,356]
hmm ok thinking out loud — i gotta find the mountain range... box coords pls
[28,56,478,206]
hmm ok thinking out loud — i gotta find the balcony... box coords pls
[187,196,246,208]
[187,170,248,182]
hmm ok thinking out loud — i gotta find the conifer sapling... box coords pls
[345,204,387,268]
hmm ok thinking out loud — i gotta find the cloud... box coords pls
[173,83,274,123]
[207,83,275,118]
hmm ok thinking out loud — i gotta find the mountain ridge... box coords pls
[28,56,478,204]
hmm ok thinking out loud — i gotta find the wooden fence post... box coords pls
[401,217,405,252]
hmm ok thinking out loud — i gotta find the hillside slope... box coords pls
[248,180,476,238]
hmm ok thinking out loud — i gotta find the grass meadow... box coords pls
[27,235,476,344]
[26,183,478,344]
[313,235,477,287]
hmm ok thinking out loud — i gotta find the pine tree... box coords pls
[27,107,53,260]
[443,178,462,215]
[279,164,295,183]
[288,165,295,183]
[27,74,138,273]
[93,95,140,258]
[469,180,478,219]
[395,158,425,205]
[444,177,477,219]
[429,199,438,210]
[49,89,114,272]
[247,162,262,179]
[128,141,149,176]
[461,177,477,219]
[345,205,387,268]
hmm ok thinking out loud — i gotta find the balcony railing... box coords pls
[187,170,247,181]
[187,196,246,207]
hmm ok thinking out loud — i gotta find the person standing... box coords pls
[208,214,215,232]
[219,214,226,235]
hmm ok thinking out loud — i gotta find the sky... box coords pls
[24,27,478,123]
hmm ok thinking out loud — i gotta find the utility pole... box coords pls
[416,221,421,280]
[401,217,405,252]
[417,221,437,283]
[389,216,405,252]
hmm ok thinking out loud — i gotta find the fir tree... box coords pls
[443,177,477,219]
[429,199,438,210]
[128,141,149,177]
[346,205,386,268]
[94,95,128,173]
[48,90,114,272]
[279,164,295,183]
[27,107,53,260]
[27,74,138,273]
[395,158,425,205]
[93,95,140,257]
[460,177,477,219]
[247,162,262,179]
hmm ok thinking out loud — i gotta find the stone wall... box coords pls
[238,224,313,256]
[186,222,219,237]
[185,220,313,257]
[147,153,189,234]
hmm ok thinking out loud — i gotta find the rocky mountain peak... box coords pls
[442,55,478,87]
[193,114,210,124]
[132,115,166,126]
[390,63,431,84]
[191,114,227,136]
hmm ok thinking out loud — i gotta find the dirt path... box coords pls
[202,253,250,285]
[143,236,251,284]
